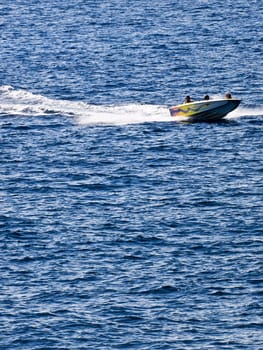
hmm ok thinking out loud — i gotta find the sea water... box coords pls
[1,1,263,349]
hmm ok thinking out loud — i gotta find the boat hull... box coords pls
[169,99,241,122]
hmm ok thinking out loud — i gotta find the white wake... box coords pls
[0,85,171,125]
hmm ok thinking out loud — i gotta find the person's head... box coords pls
[185,95,191,103]
[204,95,209,100]
[225,92,232,99]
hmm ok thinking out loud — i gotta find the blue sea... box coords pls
[1,1,263,349]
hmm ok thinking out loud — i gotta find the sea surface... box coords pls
[1,1,263,349]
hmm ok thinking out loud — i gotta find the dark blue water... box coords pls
[1,1,263,349]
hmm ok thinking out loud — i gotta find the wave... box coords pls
[227,106,263,120]
[0,86,262,125]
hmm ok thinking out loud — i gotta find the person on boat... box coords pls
[204,95,210,100]
[184,95,193,103]
[225,92,232,99]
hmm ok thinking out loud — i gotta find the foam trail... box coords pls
[0,85,172,125]
[76,104,172,125]
[0,85,91,117]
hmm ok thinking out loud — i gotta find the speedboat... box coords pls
[169,98,241,122]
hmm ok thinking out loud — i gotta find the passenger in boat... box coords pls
[184,95,193,103]
[204,95,210,100]
[225,92,232,99]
